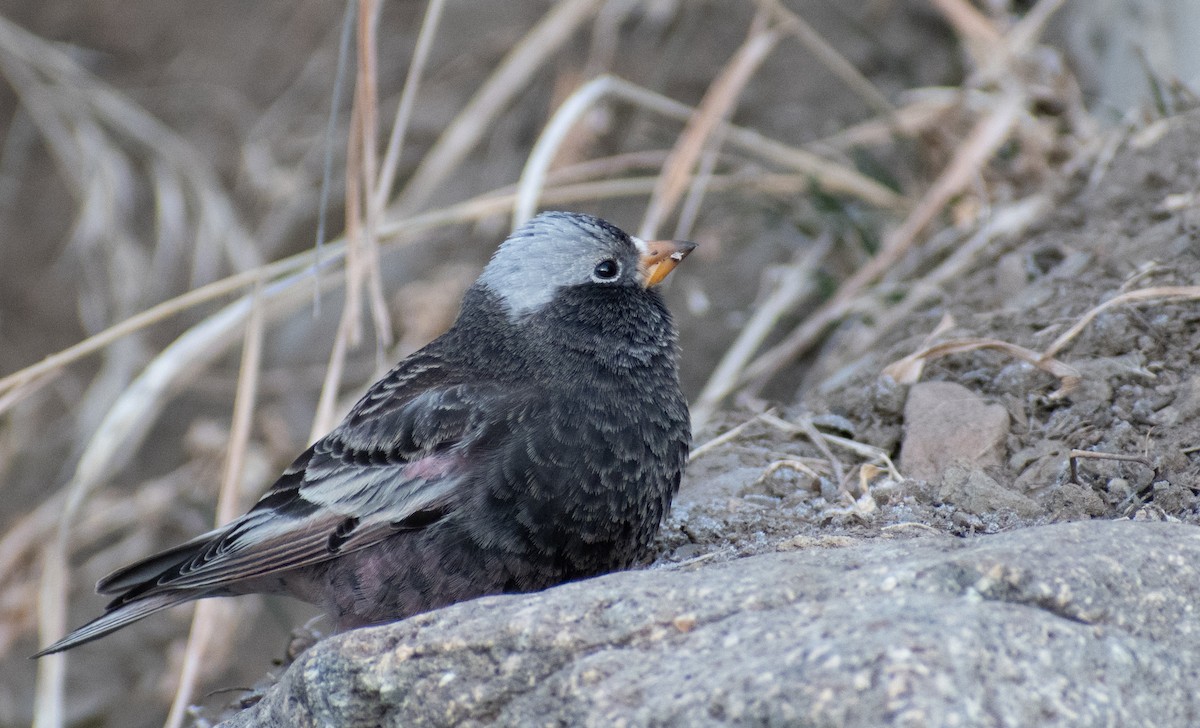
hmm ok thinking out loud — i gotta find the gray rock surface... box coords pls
[221,521,1200,727]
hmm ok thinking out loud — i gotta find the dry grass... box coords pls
[0,1,1115,725]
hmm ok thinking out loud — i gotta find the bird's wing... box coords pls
[98,373,522,598]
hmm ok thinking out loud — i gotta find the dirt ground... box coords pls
[0,1,1197,727]
[671,112,1200,565]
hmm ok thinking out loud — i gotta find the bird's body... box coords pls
[37,212,694,655]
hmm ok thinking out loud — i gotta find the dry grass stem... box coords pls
[927,0,1003,57]
[755,0,895,118]
[33,551,66,728]
[720,123,904,209]
[691,236,831,430]
[32,268,343,725]
[758,458,825,481]
[397,0,603,212]
[1040,286,1200,360]
[820,433,901,481]
[0,371,58,420]
[761,411,901,479]
[882,314,957,385]
[690,411,772,462]
[163,287,266,728]
[880,522,942,535]
[514,74,621,225]
[837,194,1052,366]
[736,84,1026,398]
[312,16,391,445]
[815,87,1012,150]
[312,317,354,443]
[882,337,1082,397]
[374,0,446,211]
[537,150,673,187]
[672,140,723,240]
[355,0,394,356]
[515,74,903,226]
[0,252,314,412]
[640,17,781,238]
[758,412,845,487]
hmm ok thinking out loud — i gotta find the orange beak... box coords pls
[639,240,697,288]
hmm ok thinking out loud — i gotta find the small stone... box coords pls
[900,382,1010,481]
[673,614,698,633]
[938,465,1040,518]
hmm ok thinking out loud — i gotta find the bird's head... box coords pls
[477,211,696,320]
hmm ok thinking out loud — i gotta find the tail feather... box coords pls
[97,527,224,595]
[32,592,196,657]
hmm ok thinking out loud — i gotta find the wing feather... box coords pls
[102,376,524,601]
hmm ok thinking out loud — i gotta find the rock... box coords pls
[899,381,1010,480]
[1045,482,1111,519]
[1012,439,1071,493]
[1152,374,1200,426]
[937,464,1041,518]
[220,521,1200,727]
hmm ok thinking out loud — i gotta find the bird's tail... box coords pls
[32,531,224,657]
[32,591,196,657]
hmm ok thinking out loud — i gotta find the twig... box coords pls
[1068,449,1156,484]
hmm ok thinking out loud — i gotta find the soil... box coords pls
[671,113,1200,564]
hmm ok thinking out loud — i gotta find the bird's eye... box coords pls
[592,259,620,281]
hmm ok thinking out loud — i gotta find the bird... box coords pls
[36,211,695,656]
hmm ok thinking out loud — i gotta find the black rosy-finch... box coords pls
[36,211,694,656]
